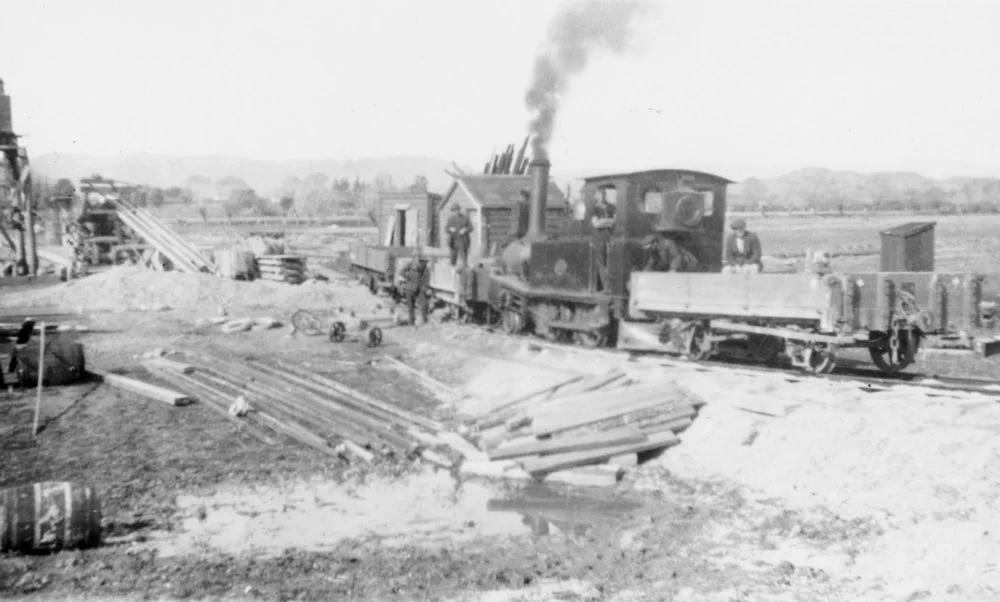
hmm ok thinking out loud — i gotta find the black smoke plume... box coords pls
[525,0,652,160]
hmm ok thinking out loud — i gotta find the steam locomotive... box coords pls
[353,159,988,374]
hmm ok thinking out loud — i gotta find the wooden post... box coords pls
[24,187,37,276]
[32,322,46,437]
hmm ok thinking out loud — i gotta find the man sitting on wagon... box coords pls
[722,218,763,273]
[642,227,699,273]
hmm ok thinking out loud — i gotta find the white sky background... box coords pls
[3,0,999,181]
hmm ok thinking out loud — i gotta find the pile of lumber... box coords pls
[114,352,453,467]
[256,255,306,284]
[484,136,531,176]
[463,368,703,483]
[110,197,217,274]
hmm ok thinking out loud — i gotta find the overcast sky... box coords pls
[3,0,998,181]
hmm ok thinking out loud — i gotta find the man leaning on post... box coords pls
[722,218,763,273]
[446,205,472,268]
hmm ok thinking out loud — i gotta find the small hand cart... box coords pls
[290,309,395,348]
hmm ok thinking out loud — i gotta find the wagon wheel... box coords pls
[684,322,713,361]
[573,328,608,348]
[746,334,784,364]
[868,330,917,373]
[367,327,383,348]
[502,310,524,335]
[291,309,323,337]
[806,345,838,374]
[329,321,347,342]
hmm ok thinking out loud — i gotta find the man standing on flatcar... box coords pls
[642,228,698,273]
[722,219,763,273]
[446,205,472,268]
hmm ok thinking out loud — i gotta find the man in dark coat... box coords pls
[398,257,432,326]
[723,218,763,273]
[643,229,698,272]
[445,205,472,267]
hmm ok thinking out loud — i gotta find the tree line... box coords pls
[730,173,1000,215]
[24,172,435,223]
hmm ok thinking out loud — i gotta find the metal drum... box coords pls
[0,482,102,553]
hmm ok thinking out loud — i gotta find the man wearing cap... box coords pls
[643,228,698,273]
[723,219,762,273]
[397,257,432,326]
[445,205,472,268]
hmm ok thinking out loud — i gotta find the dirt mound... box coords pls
[0,266,379,314]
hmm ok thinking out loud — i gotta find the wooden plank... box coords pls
[488,426,647,461]
[142,357,196,375]
[520,430,680,476]
[531,384,688,436]
[99,372,193,406]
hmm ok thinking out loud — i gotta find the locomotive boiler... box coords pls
[489,159,732,347]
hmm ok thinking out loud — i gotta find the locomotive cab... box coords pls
[490,165,732,345]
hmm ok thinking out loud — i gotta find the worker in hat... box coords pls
[445,204,472,268]
[722,218,762,273]
[398,257,433,326]
[642,227,699,273]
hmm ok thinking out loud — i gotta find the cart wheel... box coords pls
[291,309,323,337]
[573,328,608,348]
[329,321,347,342]
[868,329,917,373]
[806,345,838,374]
[502,310,524,335]
[684,322,713,361]
[367,327,383,348]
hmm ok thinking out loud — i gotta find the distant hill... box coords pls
[31,152,469,196]
[729,167,1000,209]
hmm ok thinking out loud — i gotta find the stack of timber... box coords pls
[256,255,306,284]
[483,136,531,176]
[463,368,703,484]
[109,197,217,274]
[138,351,452,467]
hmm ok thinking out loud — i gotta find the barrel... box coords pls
[15,332,86,387]
[0,482,102,553]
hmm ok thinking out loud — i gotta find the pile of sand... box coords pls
[0,266,379,314]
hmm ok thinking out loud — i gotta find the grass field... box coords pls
[749,212,1000,276]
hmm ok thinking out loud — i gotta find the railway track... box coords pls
[523,340,1000,399]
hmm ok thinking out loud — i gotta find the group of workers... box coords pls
[642,218,762,274]
[395,196,832,326]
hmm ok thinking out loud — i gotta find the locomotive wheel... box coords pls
[684,323,713,361]
[502,310,524,335]
[746,334,784,363]
[329,321,347,342]
[806,345,838,374]
[868,330,917,373]
[573,329,607,348]
[367,327,383,348]
[291,310,323,337]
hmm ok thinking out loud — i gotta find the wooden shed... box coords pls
[437,175,568,260]
[375,191,439,247]
[880,222,936,272]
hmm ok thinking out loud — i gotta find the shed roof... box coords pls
[452,175,568,209]
[880,222,936,237]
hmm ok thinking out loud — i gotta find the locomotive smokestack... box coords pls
[0,78,13,137]
[527,158,550,239]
